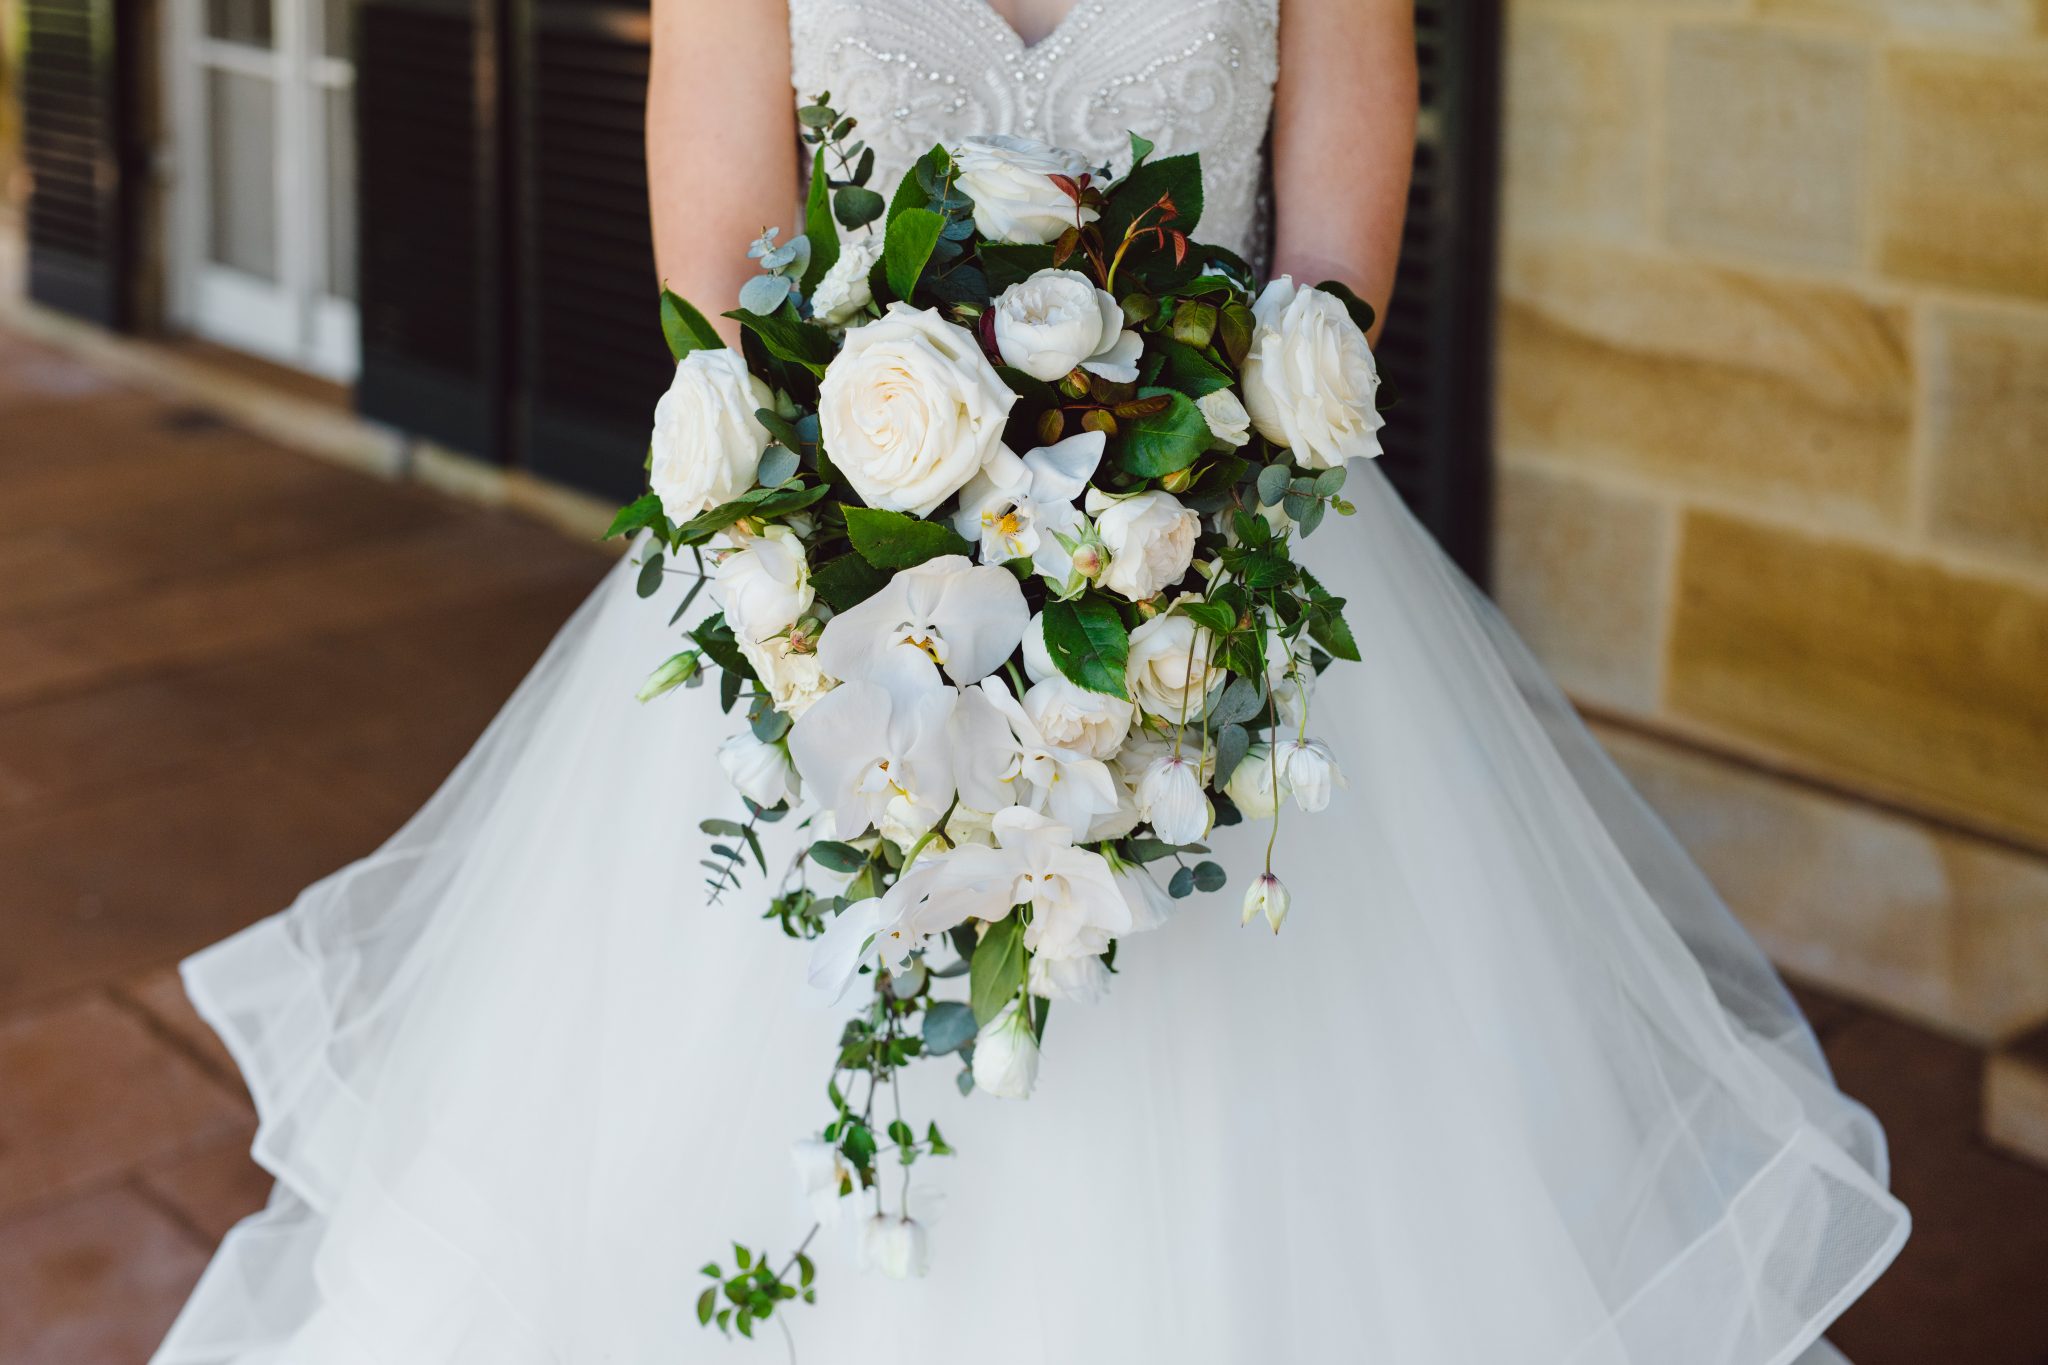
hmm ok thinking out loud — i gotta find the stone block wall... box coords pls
[1492,0,2048,1041]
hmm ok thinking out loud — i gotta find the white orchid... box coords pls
[817,555,1029,696]
[788,680,957,839]
[951,432,1104,591]
[952,678,1121,834]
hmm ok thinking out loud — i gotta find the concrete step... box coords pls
[1984,1023,2048,1170]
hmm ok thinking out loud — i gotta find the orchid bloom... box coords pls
[788,680,957,839]
[950,432,1104,590]
[816,554,1029,696]
[951,678,1120,835]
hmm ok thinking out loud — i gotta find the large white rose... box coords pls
[818,303,1016,516]
[1125,611,1221,721]
[1086,489,1198,602]
[711,526,812,643]
[811,229,883,328]
[1022,673,1134,760]
[648,348,776,521]
[991,269,1141,383]
[1239,277,1385,469]
[950,135,1099,245]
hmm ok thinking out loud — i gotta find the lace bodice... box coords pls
[788,0,1280,258]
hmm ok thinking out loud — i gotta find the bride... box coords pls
[153,1,1908,1362]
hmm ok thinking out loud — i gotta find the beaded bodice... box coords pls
[788,0,1280,258]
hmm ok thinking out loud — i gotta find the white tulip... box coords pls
[791,1139,851,1227]
[1242,872,1290,933]
[1029,952,1112,1004]
[971,1003,1042,1099]
[817,555,1029,696]
[1135,753,1211,844]
[1086,489,1199,602]
[818,303,1016,516]
[810,229,883,328]
[1239,277,1384,469]
[717,730,799,807]
[950,135,1098,245]
[1022,674,1134,760]
[648,348,775,521]
[1225,742,1283,819]
[1195,387,1252,448]
[858,1214,931,1279]
[1125,612,1221,721]
[711,526,812,644]
[739,631,834,718]
[991,269,1142,383]
[789,680,957,839]
[953,679,1120,834]
[1277,737,1345,812]
[951,432,1104,589]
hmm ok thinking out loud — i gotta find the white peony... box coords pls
[1125,611,1221,721]
[810,229,883,328]
[791,1139,851,1227]
[991,269,1142,383]
[859,1214,931,1279]
[818,303,1016,516]
[816,555,1029,695]
[1241,871,1290,933]
[1086,489,1198,602]
[717,730,799,806]
[1225,742,1283,819]
[1195,387,1252,448]
[648,348,776,521]
[1239,276,1384,469]
[1135,753,1210,844]
[950,135,1098,245]
[971,1003,1041,1099]
[1277,737,1345,812]
[711,526,812,643]
[951,432,1102,588]
[740,631,834,718]
[1022,673,1134,760]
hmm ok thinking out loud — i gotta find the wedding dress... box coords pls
[153,2,1908,1361]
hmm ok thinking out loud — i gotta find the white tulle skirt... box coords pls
[152,463,1906,1365]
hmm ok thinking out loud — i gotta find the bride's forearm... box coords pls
[647,0,801,347]
[1269,0,1418,347]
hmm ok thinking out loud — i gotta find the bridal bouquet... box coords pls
[608,96,1386,1341]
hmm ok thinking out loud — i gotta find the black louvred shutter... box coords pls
[22,0,132,325]
[355,0,505,455]
[510,0,670,502]
[1376,0,1501,585]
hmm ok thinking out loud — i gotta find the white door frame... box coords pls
[164,0,360,381]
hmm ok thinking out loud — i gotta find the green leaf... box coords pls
[1127,130,1156,170]
[1168,866,1195,898]
[670,482,832,546]
[884,207,946,304]
[1192,860,1227,893]
[1104,152,1204,242]
[689,614,754,677]
[733,1244,752,1271]
[1313,466,1348,496]
[1213,722,1251,785]
[605,492,663,541]
[843,505,973,570]
[635,552,665,598]
[969,916,1026,1025]
[834,185,885,230]
[809,551,891,610]
[803,147,840,291]
[797,1253,816,1288]
[1310,602,1362,663]
[979,242,1056,292]
[1156,338,1233,396]
[1256,464,1291,507]
[808,840,869,873]
[922,1000,977,1055]
[696,1287,718,1326]
[888,1118,915,1147]
[758,445,800,487]
[1116,387,1210,478]
[1207,675,1266,728]
[1314,278,1377,337]
[722,302,836,375]
[1178,599,1238,636]
[660,288,722,360]
[1041,597,1131,700]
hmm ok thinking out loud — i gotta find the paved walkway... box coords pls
[0,327,2043,1362]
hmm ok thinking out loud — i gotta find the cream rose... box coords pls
[1125,611,1221,720]
[951,135,1098,245]
[811,229,882,328]
[740,630,834,718]
[1195,387,1252,448]
[711,526,812,643]
[1239,277,1385,469]
[1023,674,1135,760]
[818,303,1017,516]
[648,348,776,521]
[717,730,799,807]
[991,269,1141,383]
[1086,489,1198,602]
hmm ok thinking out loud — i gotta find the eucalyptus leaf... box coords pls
[1213,722,1251,785]
[1191,860,1227,893]
[922,1001,978,1055]
[635,552,665,598]
[757,445,800,487]
[1168,866,1196,899]
[833,185,885,229]
[808,840,869,874]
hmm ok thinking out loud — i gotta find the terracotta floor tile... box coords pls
[138,1123,270,1246]
[0,994,247,1219]
[0,1185,210,1365]
[114,967,246,1091]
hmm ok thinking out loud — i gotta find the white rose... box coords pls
[711,526,812,643]
[810,229,883,328]
[740,632,834,718]
[818,304,1016,517]
[1086,489,1198,602]
[1125,611,1221,721]
[991,269,1141,383]
[1023,674,1134,760]
[1195,387,1252,448]
[1225,743,1283,819]
[1135,753,1210,844]
[971,1003,1041,1100]
[717,730,799,807]
[1240,277,1384,469]
[951,134,1099,245]
[648,349,776,521]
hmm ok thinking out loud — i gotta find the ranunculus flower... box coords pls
[1135,753,1210,844]
[1125,611,1221,721]
[717,730,799,806]
[1242,872,1290,933]
[951,432,1103,588]
[1195,387,1252,448]
[950,135,1098,245]
[816,555,1029,696]
[971,1003,1042,1099]
[1240,277,1384,469]
[1022,674,1134,760]
[791,1139,851,1227]
[991,269,1141,382]
[810,229,882,327]
[1224,742,1283,819]
[711,526,812,643]
[1086,489,1198,602]
[818,303,1016,516]
[1029,953,1111,1004]
[1277,737,1345,812]
[859,1214,931,1279]
[648,348,775,520]
[739,630,834,718]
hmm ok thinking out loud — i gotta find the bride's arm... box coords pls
[1269,0,1417,345]
[646,0,800,346]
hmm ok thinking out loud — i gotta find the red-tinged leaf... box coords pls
[1047,173,1083,203]
[1157,191,1179,223]
[1053,225,1081,268]
[1172,230,1189,266]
